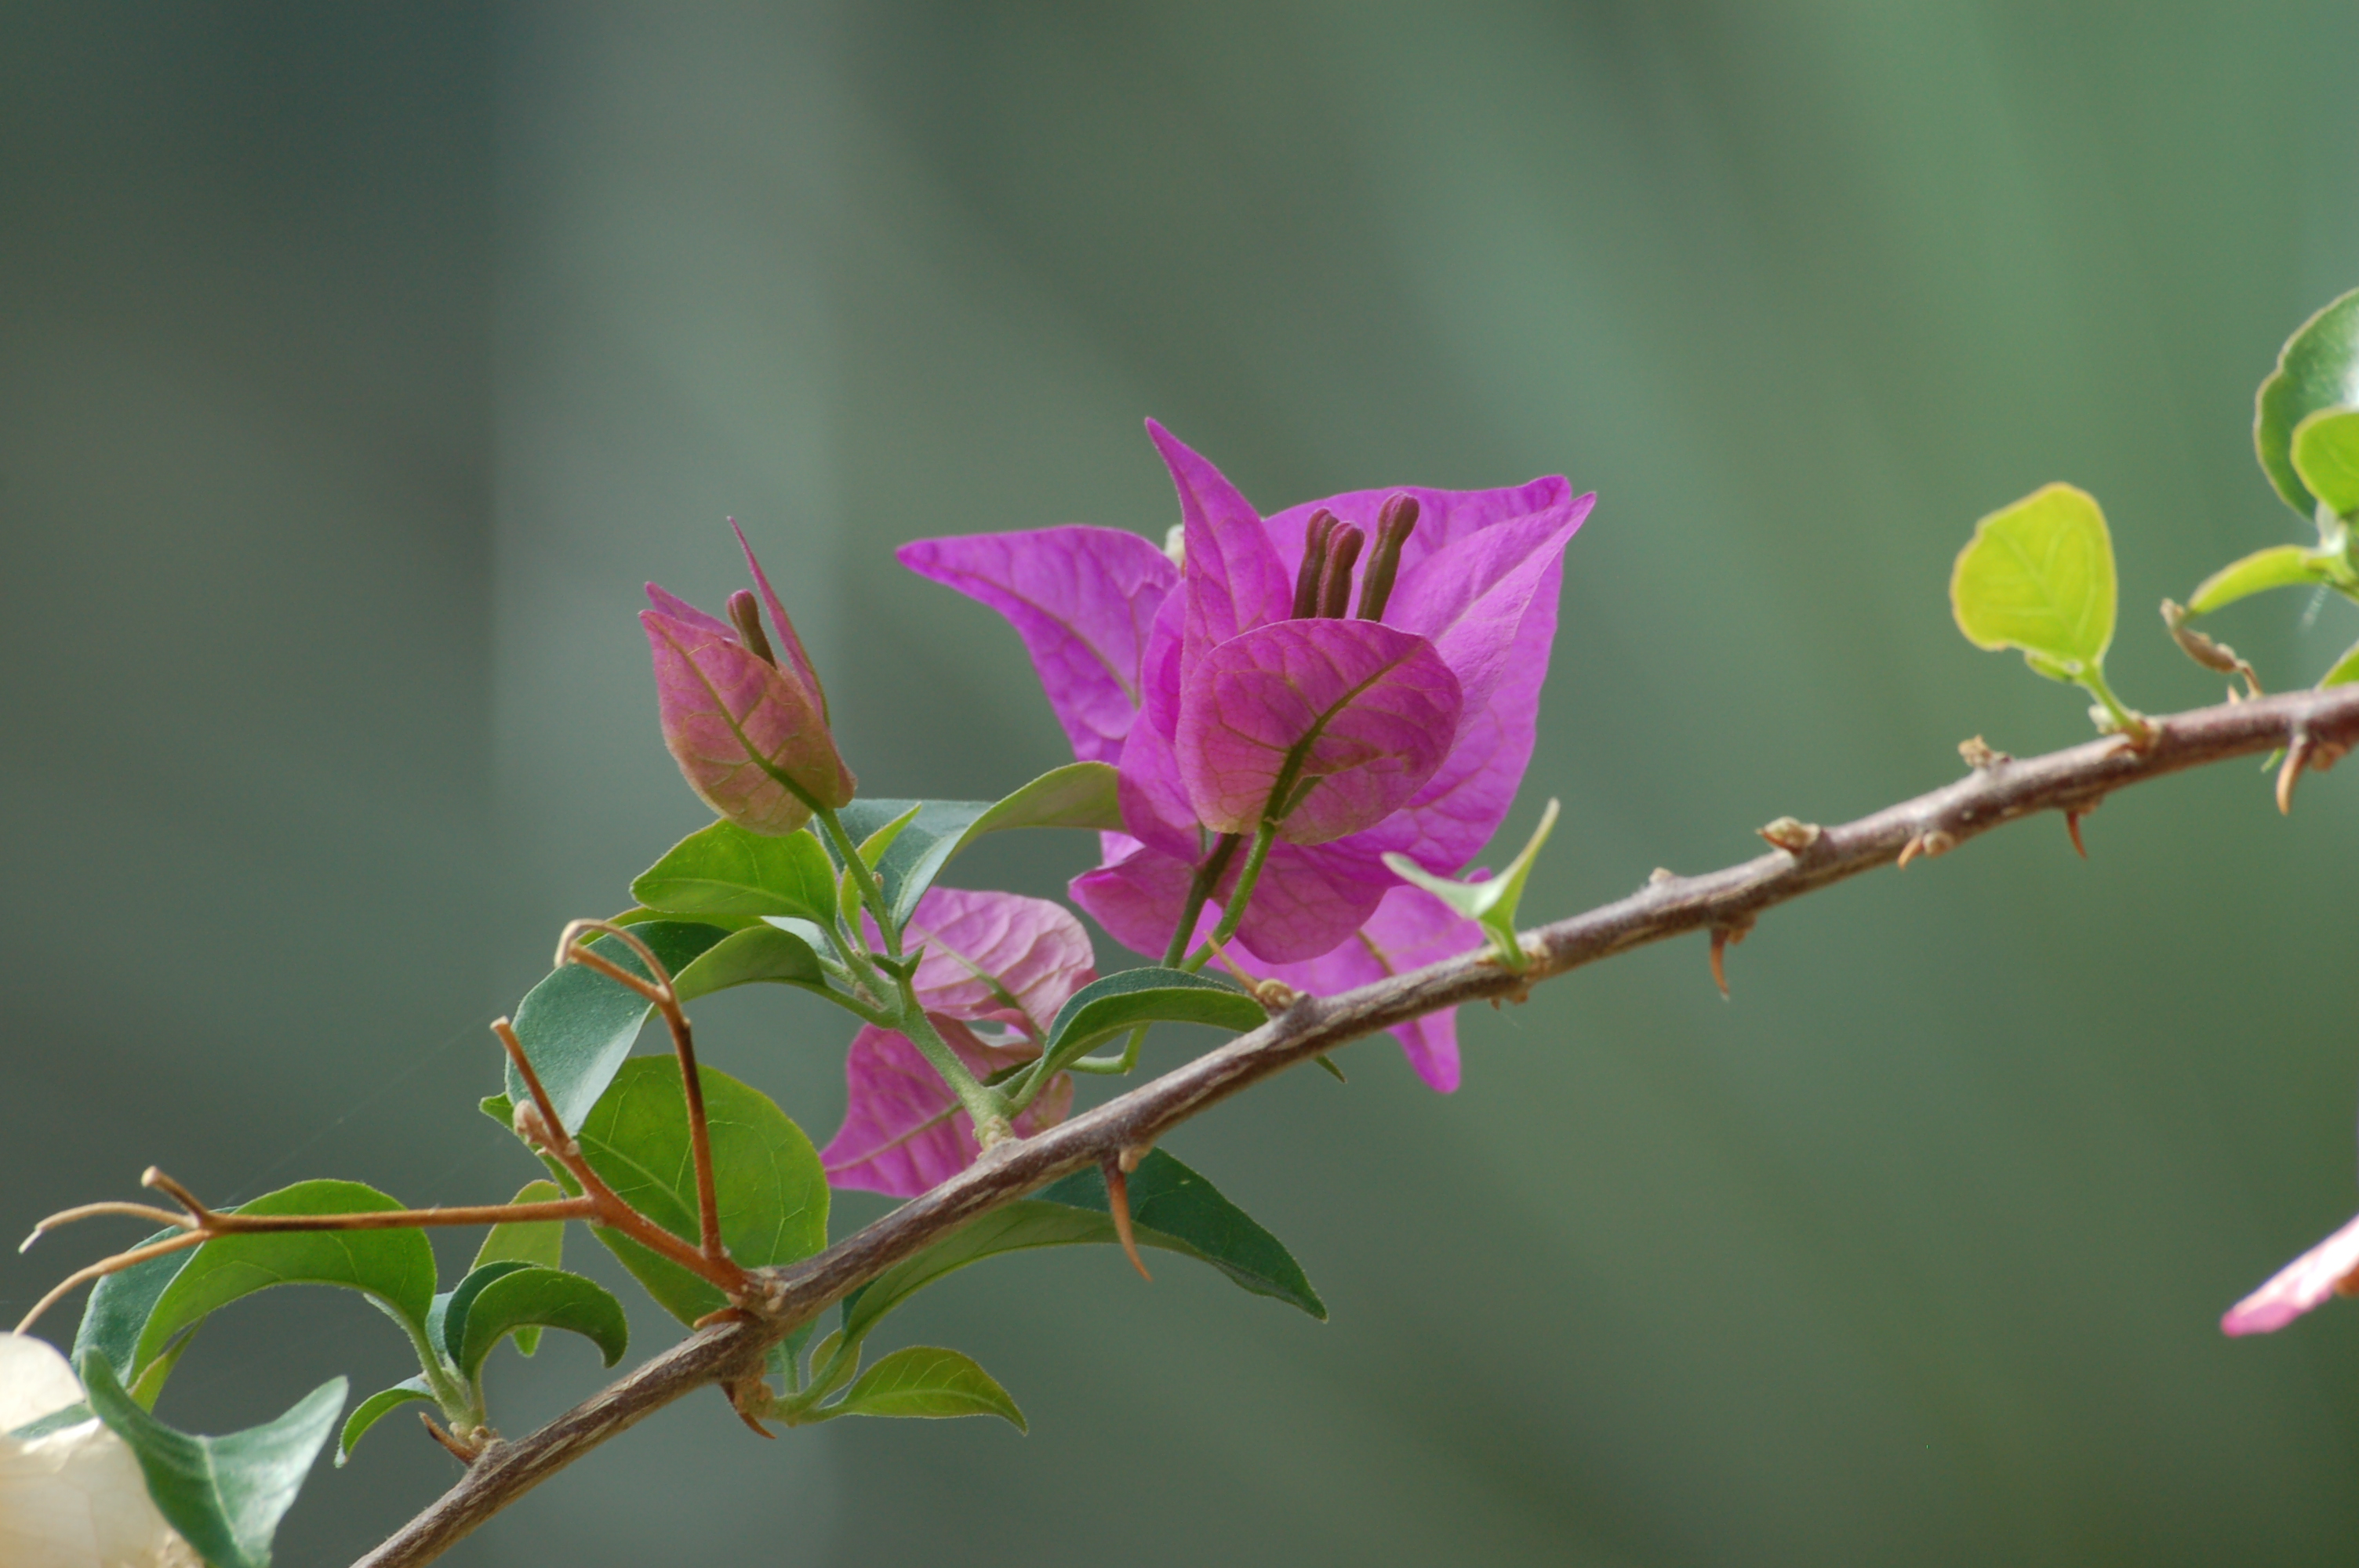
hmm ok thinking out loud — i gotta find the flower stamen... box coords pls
[1316,524,1365,619]
[1354,495,1419,621]
[726,590,777,666]
[1292,510,1339,619]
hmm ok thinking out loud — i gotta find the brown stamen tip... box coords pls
[1318,524,1365,618]
[1292,511,1338,619]
[2064,810,2088,858]
[726,590,777,666]
[1354,494,1419,620]
[1103,1157,1153,1281]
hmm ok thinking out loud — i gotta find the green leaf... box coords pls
[1950,482,2117,677]
[454,1267,628,1381]
[1382,798,1558,971]
[2321,635,2359,688]
[567,1058,828,1325]
[1038,966,1267,1076]
[2257,288,2359,517]
[75,1229,196,1404]
[503,920,731,1133]
[839,803,921,922]
[823,1345,1026,1431]
[672,923,827,1000]
[631,821,840,924]
[83,1352,344,1568]
[336,1377,434,1467]
[431,1260,533,1366]
[130,1181,438,1392]
[842,1149,1323,1345]
[2186,543,2337,615]
[2292,407,2359,521]
[834,760,1124,927]
[471,1180,566,1356]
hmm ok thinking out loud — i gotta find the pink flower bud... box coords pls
[641,521,854,834]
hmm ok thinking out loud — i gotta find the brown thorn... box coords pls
[1103,1156,1152,1281]
[1709,929,1732,999]
[2064,811,2088,858]
[418,1412,482,1464]
[2278,732,2314,815]
[1896,833,1925,870]
[724,1376,777,1439]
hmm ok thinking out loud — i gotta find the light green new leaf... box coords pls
[2321,636,2359,688]
[2291,407,2359,521]
[2256,288,2359,517]
[1383,799,1558,971]
[2186,544,2335,615]
[568,1058,828,1325]
[336,1377,434,1466]
[1038,967,1267,1076]
[834,760,1124,928]
[1950,483,2117,676]
[841,1149,1323,1347]
[83,1352,343,1568]
[503,920,730,1133]
[130,1181,438,1392]
[631,821,839,924]
[454,1267,628,1381]
[825,1346,1026,1431]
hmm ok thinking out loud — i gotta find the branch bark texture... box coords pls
[356,682,2359,1567]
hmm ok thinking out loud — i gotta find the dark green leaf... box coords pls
[336,1377,434,1467]
[570,1058,828,1325]
[83,1352,344,1568]
[2257,288,2359,516]
[9,1402,93,1440]
[1039,967,1266,1075]
[825,1345,1025,1431]
[672,923,827,1000]
[835,760,1122,927]
[74,1228,194,1403]
[842,1149,1323,1344]
[631,820,840,923]
[503,920,730,1132]
[471,1179,567,1356]
[455,1267,628,1380]
[434,1260,533,1365]
[132,1181,438,1391]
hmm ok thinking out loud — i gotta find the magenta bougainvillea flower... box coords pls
[821,887,1095,1195]
[642,521,855,835]
[901,422,1587,1091]
[2222,1210,2359,1336]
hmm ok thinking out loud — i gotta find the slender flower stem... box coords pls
[1181,822,1276,974]
[1161,833,1242,968]
[893,980,1012,1145]
[814,804,901,960]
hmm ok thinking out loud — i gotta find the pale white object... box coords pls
[0,1334,200,1568]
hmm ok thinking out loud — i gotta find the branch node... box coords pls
[1756,817,1822,853]
[1958,735,2012,770]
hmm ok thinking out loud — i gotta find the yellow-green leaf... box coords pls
[2291,408,2359,520]
[1950,483,2117,676]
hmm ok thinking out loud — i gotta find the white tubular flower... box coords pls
[1,1334,198,1568]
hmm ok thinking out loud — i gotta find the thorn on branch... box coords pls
[1708,920,1752,1000]
[2063,799,2098,858]
[1102,1156,1152,1282]
[1895,829,1956,870]
[419,1412,488,1464]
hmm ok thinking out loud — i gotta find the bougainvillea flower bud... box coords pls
[641,521,853,835]
[1,1333,200,1567]
[823,888,1096,1196]
[2221,1209,2359,1336]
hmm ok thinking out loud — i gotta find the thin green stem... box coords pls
[893,977,1011,1145]
[2079,668,2151,744]
[814,804,901,960]
[1160,834,1241,967]
[1181,822,1277,974]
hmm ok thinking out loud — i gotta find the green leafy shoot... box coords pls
[503,920,730,1132]
[337,1378,434,1467]
[452,1266,628,1383]
[809,1345,1026,1432]
[471,1179,565,1355]
[83,1352,344,1568]
[839,802,921,924]
[2290,407,2359,525]
[2186,543,2338,616]
[1950,483,2144,737]
[631,820,841,925]
[2255,287,2359,517]
[1030,967,1267,1086]
[834,760,1124,929]
[1381,798,1559,972]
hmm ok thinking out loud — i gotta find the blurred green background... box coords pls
[6,4,2359,1563]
